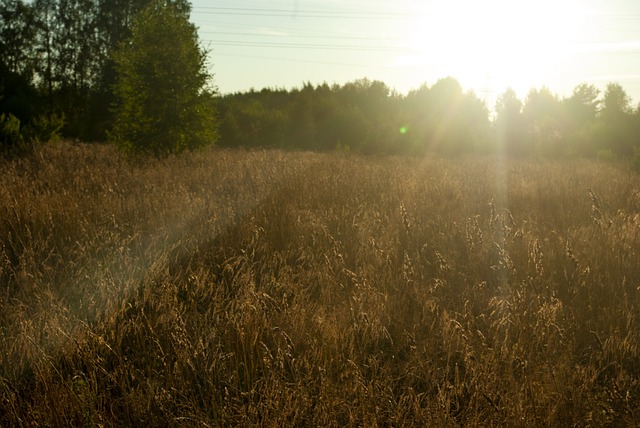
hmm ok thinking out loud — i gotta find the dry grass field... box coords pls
[1,141,639,426]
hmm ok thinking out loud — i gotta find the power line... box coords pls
[203,39,414,53]
[212,51,393,69]
[204,37,640,56]
[192,6,422,19]
[192,6,640,21]
[199,30,400,43]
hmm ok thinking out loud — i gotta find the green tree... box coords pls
[598,82,635,156]
[90,0,155,139]
[601,82,631,116]
[522,87,563,156]
[289,83,317,151]
[565,83,600,124]
[51,0,101,137]
[335,79,395,153]
[0,0,36,77]
[558,84,600,156]
[110,0,217,155]
[495,88,525,154]
[0,0,41,124]
[399,78,489,155]
[32,0,56,112]
[428,77,465,153]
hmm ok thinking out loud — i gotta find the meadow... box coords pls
[1,141,639,426]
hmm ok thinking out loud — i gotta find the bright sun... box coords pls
[400,0,584,98]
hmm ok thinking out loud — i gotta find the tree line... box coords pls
[2,0,640,160]
[1,0,156,142]
[0,0,212,155]
[218,78,640,160]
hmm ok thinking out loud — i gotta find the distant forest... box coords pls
[2,0,640,159]
[217,79,640,159]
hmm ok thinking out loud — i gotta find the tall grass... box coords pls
[1,142,639,426]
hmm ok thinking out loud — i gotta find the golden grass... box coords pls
[1,141,639,426]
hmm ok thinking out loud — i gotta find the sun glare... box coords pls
[400,0,584,98]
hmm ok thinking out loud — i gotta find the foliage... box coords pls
[109,0,217,156]
[1,142,639,425]
[0,0,162,140]
[1,0,640,158]
[495,87,525,155]
[522,87,563,156]
[596,148,616,162]
[218,78,491,155]
[0,0,640,159]
[0,111,63,156]
[0,112,24,152]
[23,112,65,143]
[0,0,36,80]
[598,83,637,157]
[216,79,640,160]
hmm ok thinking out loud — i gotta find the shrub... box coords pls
[23,113,65,144]
[0,113,24,153]
[596,148,616,162]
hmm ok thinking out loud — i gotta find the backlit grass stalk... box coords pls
[0,142,638,426]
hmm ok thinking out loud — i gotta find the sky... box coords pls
[190,0,640,107]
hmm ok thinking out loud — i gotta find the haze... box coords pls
[192,0,640,104]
